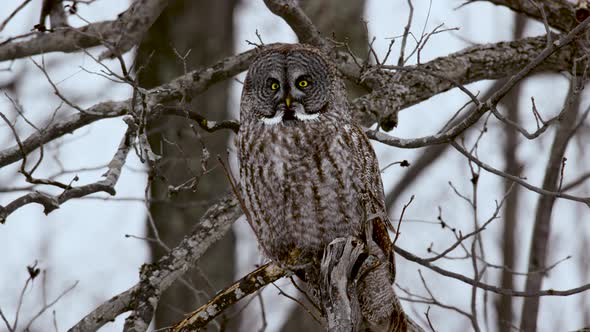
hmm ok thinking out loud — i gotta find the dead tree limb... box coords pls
[171,263,285,332]
[68,193,241,332]
[320,237,364,332]
[170,237,427,332]
[0,118,137,223]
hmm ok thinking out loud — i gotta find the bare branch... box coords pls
[562,170,590,191]
[262,0,327,49]
[0,0,170,61]
[171,263,285,332]
[47,0,69,29]
[159,105,240,134]
[319,237,364,332]
[24,281,78,331]
[397,0,414,66]
[69,193,241,332]
[2,25,586,170]
[469,0,576,32]
[393,195,414,245]
[0,48,257,168]
[0,118,136,223]
[521,72,586,331]
[368,16,590,143]
[395,246,590,297]
[31,57,87,113]
[450,141,590,207]
[0,101,127,168]
[0,0,33,32]
[350,32,581,129]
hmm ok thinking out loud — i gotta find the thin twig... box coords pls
[0,0,33,32]
[393,195,414,245]
[398,0,414,66]
[24,281,78,330]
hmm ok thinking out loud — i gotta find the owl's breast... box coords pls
[239,121,364,267]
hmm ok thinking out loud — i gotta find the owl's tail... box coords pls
[357,217,424,332]
[356,254,410,332]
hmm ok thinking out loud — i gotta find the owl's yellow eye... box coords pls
[298,80,309,88]
[271,82,280,90]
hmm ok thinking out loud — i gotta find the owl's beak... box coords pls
[285,95,292,108]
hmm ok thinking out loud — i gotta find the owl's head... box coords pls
[240,44,348,126]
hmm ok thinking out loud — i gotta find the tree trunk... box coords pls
[135,1,239,330]
[495,15,526,332]
[520,82,582,332]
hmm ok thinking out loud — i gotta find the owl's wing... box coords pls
[345,123,396,279]
[345,124,393,227]
[345,125,409,332]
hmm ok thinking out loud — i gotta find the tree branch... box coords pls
[319,237,364,332]
[0,49,257,168]
[0,101,127,168]
[0,0,170,61]
[472,0,576,32]
[1,31,582,171]
[368,15,590,147]
[68,193,241,332]
[170,238,427,332]
[0,0,33,32]
[450,141,590,207]
[0,118,136,223]
[262,0,327,49]
[170,263,285,332]
[520,76,585,331]
[352,32,580,129]
[395,246,590,297]
[262,0,583,130]
[167,233,590,332]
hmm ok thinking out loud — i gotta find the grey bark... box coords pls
[70,194,241,332]
[495,15,526,332]
[520,81,583,331]
[0,0,170,61]
[480,0,576,32]
[383,78,507,212]
[136,0,239,330]
[318,237,425,332]
[299,0,368,56]
[320,238,365,332]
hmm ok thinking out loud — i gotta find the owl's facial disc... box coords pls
[249,49,330,126]
[260,75,324,125]
[260,90,321,126]
[260,99,320,126]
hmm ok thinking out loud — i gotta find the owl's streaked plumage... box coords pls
[238,44,407,331]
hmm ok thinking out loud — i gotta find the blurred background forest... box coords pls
[0,0,589,331]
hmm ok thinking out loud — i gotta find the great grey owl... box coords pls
[238,43,408,332]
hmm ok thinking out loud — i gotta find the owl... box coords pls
[238,44,408,332]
